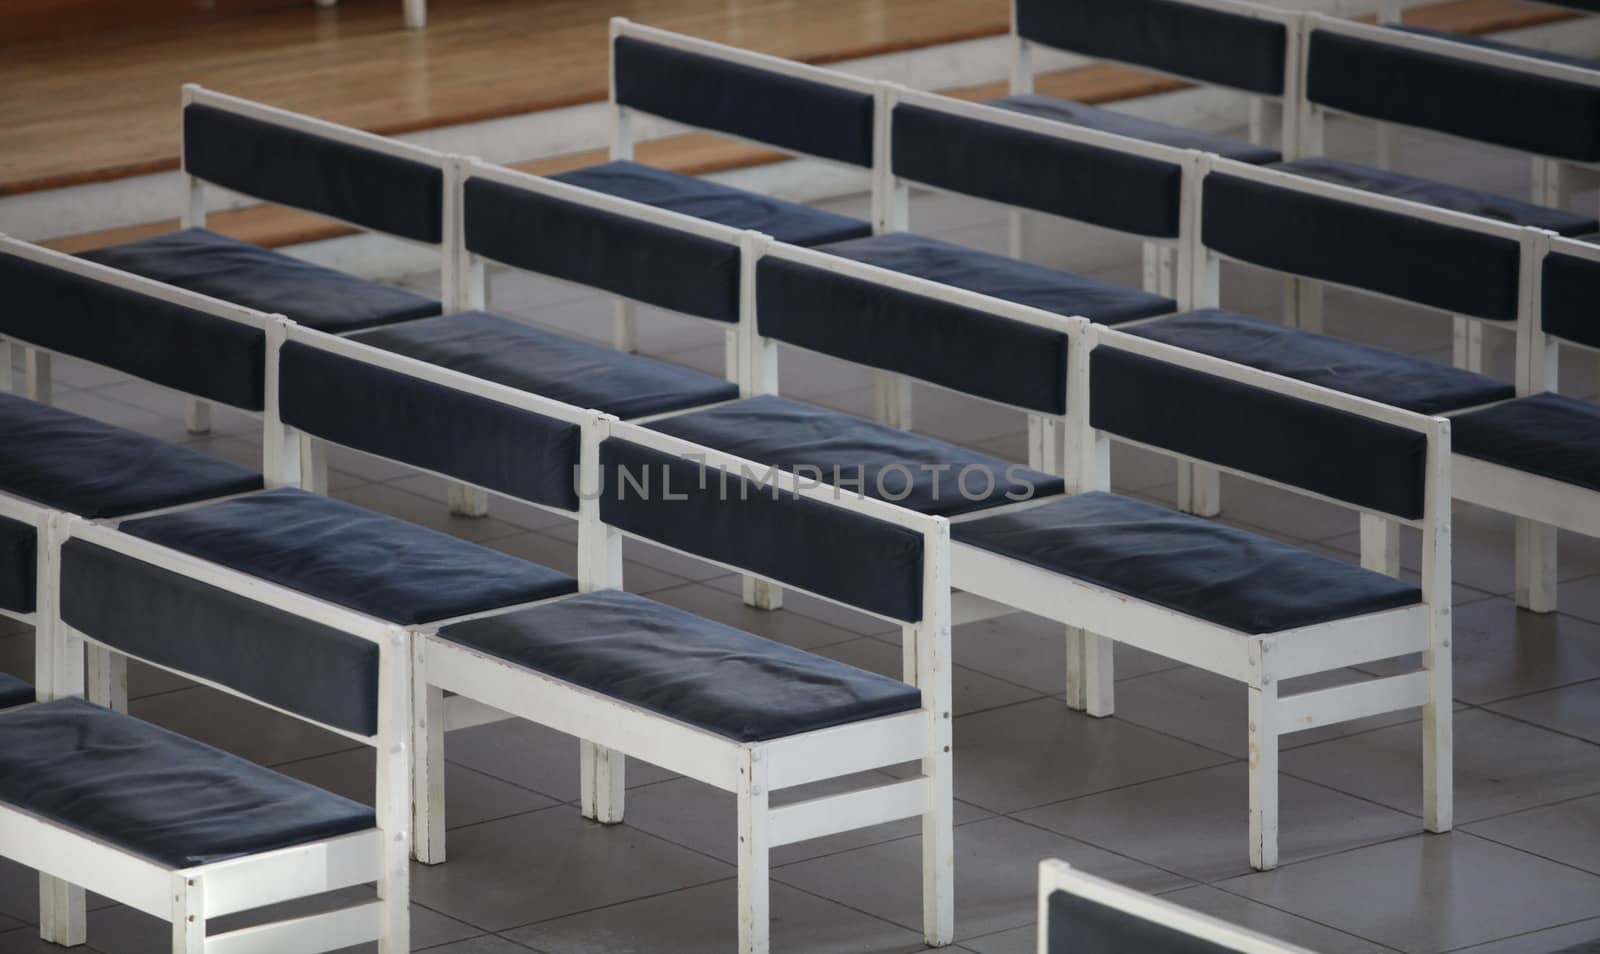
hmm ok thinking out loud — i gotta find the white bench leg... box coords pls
[581,740,626,824]
[412,682,447,864]
[25,348,50,404]
[185,399,212,435]
[1516,519,1558,614]
[613,299,638,353]
[1065,628,1114,717]
[742,577,783,611]
[39,874,86,947]
[1177,461,1222,517]
[300,435,329,494]
[86,646,128,713]
[1423,639,1454,834]
[0,339,13,393]
[1451,317,1483,372]
[1247,660,1279,871]
[447,482,489,518]
[737,749,771,954]
[171,872,205,954]
[1141,243,1176,298]
[1284,278,1324,333]
[403,0,426,28]
[1360,513,1402,578]
[875,372,912,431]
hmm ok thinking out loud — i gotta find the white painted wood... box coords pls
[1277,671,1429,733]
[198,831,383,917]
[737,748,771,954]
[0,807,168,921]
[1247,640,1279,870]
[85,645,128,713]
[1359,512,1401,578]
[767,778,928,847]
[207,901,384,954]
[172,872,205,954]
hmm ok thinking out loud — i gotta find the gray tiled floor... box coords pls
[5,115,1600,953]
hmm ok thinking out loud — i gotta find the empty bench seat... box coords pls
[650,395,1065,517]
[1452,391,1600,493]
[120,488,577,625]
[1128,309,1515,413]
[554,161,872,247]
[82,229,443,335]
[990,94,1283,164]
[955,491,1421,634]
[1272,158,1600,236]
[0,698,372,868]
[0,673,32,709]
[352,311,739,420]
[440,588,921,742]
[819,233,1176,325]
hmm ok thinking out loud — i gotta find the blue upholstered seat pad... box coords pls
[1390,25,1600,69]
[441,589,921,742]
[648,395,1065,517]
[1451,392,1600,492]
[954,492,1422,634]
[819,232,1176,324]
[0,392,262,519]
[1273,158,1600,236]
[120,488,577,625]
[989,94,1283,164]
[351,311,738,420]
[81,228,442,334]
[0,516,36,615]
[0,673,32,709]
[1129,309,1515,414]
[554,161,872,247]
[0,698,372,868]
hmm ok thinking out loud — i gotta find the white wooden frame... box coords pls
[955,322,1452,870]
[1037,860,1316,953]
[3,516,410,953]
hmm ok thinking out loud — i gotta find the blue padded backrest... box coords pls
[183,104,444,243]
[892,103,1183,238]
[756,256,1070,414]
[1543,251,1600,351]
[1306,29,1600,163]
[464,176,741,323]
[1202,171,1522,321]
[612,36,874,167]
[1047,890,1238,954]
[599,438,925,621]
[280,341,581,511]
[60,539,380,736]
[0,249,265,410]
[1091,344,1428,519]
[1016,0,1288,95]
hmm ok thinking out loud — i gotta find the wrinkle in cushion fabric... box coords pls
[1047,889,1237,954]
[0,516,36,615]
[0,392,262,520]
[956,492,1422,634]
[82,228,442,335]
[441,589,922,742]
[989,94,1281,165]
[0,698,373,869]
[352,311,738,421]
[1451,392,1600,493]
[120,488,577,626]
[554,161,871,246]
[0,673,32,709]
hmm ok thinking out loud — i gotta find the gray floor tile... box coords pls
[129,684,360,767]
[442,719,676,803]
[1159,885,1400,953]
[1445,916,1600,953]
[419,937,533,954]
[958,924,1034,954]
[1464,793,1600,878]
[1487,678,1600,745]
[277,746,559,827]
[0,926,106,954]
[816,636,1040,717]
[946,612,1181,697]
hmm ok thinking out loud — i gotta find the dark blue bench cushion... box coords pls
[955,492,1422,634]
[352,311,738,420]
[82,228,442,335]
[1274,157,1599,237]
[989,94,1281,164]
[1128,309,1514,414]
[1452,392,1600,493]
[648,395,1064,517]
[0,516,35,615]
[819,233,1175,325]
[0,698,373,869]
[1048,888,1237,954]
[1389,25,1600,70]
[1542,250,1600,351]
[0,673,32,709]
[120,488,576,626]
[554,161,871,247]
[0,392,262,519]
[441,589,921,742]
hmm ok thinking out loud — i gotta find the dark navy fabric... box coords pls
[2,249,265,410]
[892,103,1183,238]
[1452,392,1600,492]
[441,589,922,742]
[1274,157,1598,236]
[955,492,1422,634]
[0,698,373,868]
[120,488,577,626]
[1307,27,1600,162]
[183,103,443,243]
[600,436,926,622]
[1047,889,1239,954]
[280,340,582,511]
[612,36,874,167]
[465,176,740,323]
[0,392,262,519]
[820,233,1175,325]
[83,228,442,335]
[989,94,1281,164]
[1015,0,1289,95]
[1092,346,1429,519]
[756,255,1072,415]
[1202,171,1523,321]
[1129,309,1514,414]
[648,395,1065,518]
[0,517,36,615]
[62,540,380,736]
[0,673,32,709]
[554,161,870,246]
[1390,25,1600,69]
[353,311,738,420]
[1542,251,1600,351]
